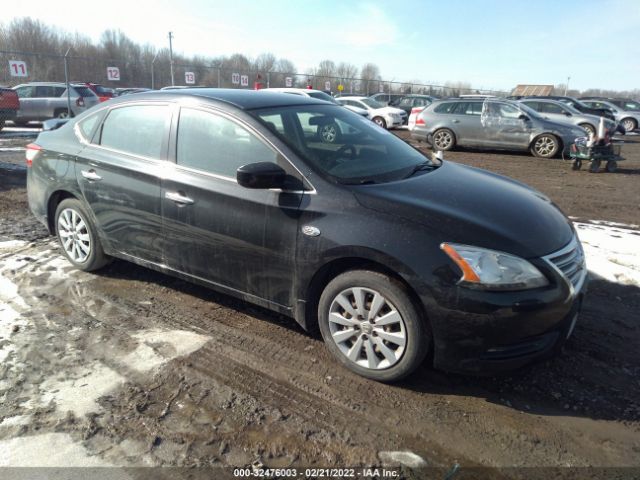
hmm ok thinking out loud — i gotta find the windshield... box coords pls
[621,100,640,110]
[359,98,384,109]
[251,104,432,184]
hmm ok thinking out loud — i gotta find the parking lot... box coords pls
[0,125,639,474]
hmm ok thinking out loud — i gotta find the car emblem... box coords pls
[302,225,320,237]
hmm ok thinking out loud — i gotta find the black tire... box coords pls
[530,134,560,158]
[12,120,29,127]
[318,122,341,144]
[372,116,387,129]
[589,159,601,173]
[0,119,4,132]
[318,270,429,382]
[578,123,596,138]
[571,159,582,170]
[621,117,637,133]
[606,160,618,173]
[54,108,70,119]
[55,198,109,271]
[432,128,455,151]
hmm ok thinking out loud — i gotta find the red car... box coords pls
[0,87,20,131]
[75,82,115,102]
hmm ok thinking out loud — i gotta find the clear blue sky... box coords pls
[6,0,640,91]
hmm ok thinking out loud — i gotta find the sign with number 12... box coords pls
[107,67,120,81]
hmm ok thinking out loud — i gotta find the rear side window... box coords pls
[433,102,457,114]
[73,86,96,97]
[176,108,277,178]
[100,105,170,159]
[77,114,101,142]
[35,86,58,98]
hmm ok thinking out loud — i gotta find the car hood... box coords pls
[374,106,405,116]
[352,161,573,258]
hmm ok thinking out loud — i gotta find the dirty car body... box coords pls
[26,89,587,380]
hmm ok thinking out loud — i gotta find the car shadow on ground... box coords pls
[94,257,639,424]
[0,162,26,192]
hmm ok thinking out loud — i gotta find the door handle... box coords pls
[452,119,460,123]
[165,191,194,205]
[81,169,102,181]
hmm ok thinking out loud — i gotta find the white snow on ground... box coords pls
[575,222,640,287]
[0,240,27,251]
[378,450,427,468]
[0,433,113,467]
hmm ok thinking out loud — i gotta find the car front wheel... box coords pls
[318,270,429,382]
[55,198,109,271]
[621,117,637,132]
[373,116,387,129]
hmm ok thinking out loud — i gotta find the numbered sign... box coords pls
[107,67,120,81]
[379,83,384,93]
[240,75,249,87]
[285,77,293,87]
[324,81,331,91]
[231,72,240,85]
[9,60,28,77]
[185,72,195,84]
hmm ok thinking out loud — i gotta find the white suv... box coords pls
[336,96,406,129]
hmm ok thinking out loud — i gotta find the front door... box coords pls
[161,106,303,307]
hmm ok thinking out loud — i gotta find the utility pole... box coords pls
[564,76,571,96]
[64,47,72,117]
[168,31,175,86]
[151,51,159,89]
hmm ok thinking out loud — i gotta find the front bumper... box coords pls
[427,240,588,375]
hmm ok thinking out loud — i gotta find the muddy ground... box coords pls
[0,126,639,478]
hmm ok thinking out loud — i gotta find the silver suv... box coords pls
[410,98,586,158]
[12,82,100,124]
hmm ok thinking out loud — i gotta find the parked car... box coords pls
[580,97,640,111]
[26,89,586,381]
[580,99,640,132]
[411,98,586,158]
[74,82,115,102]
[265,88,370,117]
[517,99,616,138]
[509,95,616,122]
[336,96,406,129]
[0,87,20,131]
[390,95,438,120]
[12,82,100,124]
[369,92,405,106]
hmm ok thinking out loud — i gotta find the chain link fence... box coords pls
[1,49,508,97]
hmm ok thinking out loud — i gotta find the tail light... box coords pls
[25,143,42,167]
[411,107,426,126]
[76,97,85,107]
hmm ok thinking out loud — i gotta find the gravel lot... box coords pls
[0,125,639,477]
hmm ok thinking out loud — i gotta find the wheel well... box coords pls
[304,257,428,337]
[47,190,77,233]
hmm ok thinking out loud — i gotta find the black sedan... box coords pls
[26,89,587,381]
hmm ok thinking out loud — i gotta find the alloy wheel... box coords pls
[328,287,407,370]
[58,208,91,263]
[433,130,453,150]
[320,124,338,143]
[534,136,557,157]
[622,118,636,132]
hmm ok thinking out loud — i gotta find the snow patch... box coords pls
[575,222,640,287]
[378,450,427,468]
[122,329,211,373]
[0,433,113,467]
[0,240,28,251]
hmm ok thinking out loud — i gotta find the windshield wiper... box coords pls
[403,161,438,179]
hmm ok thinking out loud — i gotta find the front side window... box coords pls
[252,104,433,184]
[176,108,278,178]
[359,98,384,109]
[100,105,170,159]
[541,103,565,114]
[35,86,57,98]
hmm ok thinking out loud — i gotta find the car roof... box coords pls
[110,88,331,110]
[14,82,89,87]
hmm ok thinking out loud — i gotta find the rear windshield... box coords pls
[73,86,97,97]
[252,104,432,184]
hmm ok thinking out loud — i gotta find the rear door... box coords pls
[161,106,304,307]
[75,102,172,263]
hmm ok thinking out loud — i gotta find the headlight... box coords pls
[441,243,549,291]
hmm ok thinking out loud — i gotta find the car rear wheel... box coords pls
[373,116,387,129]
[55,198,109,271]
[12,120,29,127]
[318,270,429,382]
[531,134,560,158]
[578,123,596,138]
[432,128,455,151]
[0,120,4,131]
[621,118,637,132]
[54,108,70,119]
[318,122,341,143]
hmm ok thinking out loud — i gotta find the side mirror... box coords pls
[518,114,530,121]
[237,162,286,189]
[564,112,572,117]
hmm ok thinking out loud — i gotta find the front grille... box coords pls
[544,236,587,292]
